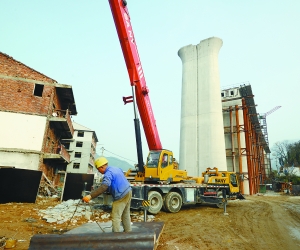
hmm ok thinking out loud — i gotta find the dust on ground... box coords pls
[0,192,299,250]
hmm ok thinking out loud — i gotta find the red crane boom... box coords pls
[108,0,162,151]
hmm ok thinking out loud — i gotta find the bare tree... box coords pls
[272,141,289,172]
[272,140,300,171]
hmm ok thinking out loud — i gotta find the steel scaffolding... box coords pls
[222,84,271,195]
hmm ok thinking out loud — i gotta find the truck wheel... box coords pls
[216,191,224,208]
[148,191,163,214]
[163,192,182,213]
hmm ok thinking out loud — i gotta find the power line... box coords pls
[98,147,137,164]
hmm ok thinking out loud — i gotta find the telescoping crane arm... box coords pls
[108,0,162,151]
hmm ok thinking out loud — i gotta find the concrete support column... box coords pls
[178,37,227,176]
[177,45,198,175]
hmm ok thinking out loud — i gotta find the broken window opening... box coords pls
[34,84,44,97]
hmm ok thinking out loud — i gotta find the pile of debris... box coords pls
[38,199,155,225]
[38,199,92,224]
[38,174,59,197]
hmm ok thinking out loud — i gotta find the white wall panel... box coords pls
[0,151,40,170]
[0,112,46,151]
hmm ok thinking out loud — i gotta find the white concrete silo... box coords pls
[178,37,227,176]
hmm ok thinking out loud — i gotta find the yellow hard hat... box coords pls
[94,157,108,169]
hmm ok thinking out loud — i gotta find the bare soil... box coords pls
[0,192,299,250]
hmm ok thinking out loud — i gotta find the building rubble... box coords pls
[37,199,155,225]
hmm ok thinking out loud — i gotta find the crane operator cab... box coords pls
[144,149,188,183]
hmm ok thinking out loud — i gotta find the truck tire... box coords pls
[163,192,182,213]
[148,191,163,214]
[216,191,224,208]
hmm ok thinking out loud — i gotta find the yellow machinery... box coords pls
[200,167,241,198]
[125,152,241,198]
[125,149,187,183]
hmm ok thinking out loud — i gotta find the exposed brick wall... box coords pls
[43,124,60,154]
[0,52,55,82]
[0,53,62,115]
[51,90,63,113]
[0,52,71,185]
[0,78,53,114]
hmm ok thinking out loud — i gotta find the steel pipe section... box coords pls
[29,231,156,250]
[178,37,227,176]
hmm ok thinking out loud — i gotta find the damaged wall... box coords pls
[0,151,40,171]
[0,52,77,184]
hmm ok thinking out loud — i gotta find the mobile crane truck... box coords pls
[108,0,242,214]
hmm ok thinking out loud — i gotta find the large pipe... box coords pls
[29,232,156,250]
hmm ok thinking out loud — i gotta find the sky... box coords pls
[1,0,299,166]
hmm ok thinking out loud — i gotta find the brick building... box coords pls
[0,52,77,184]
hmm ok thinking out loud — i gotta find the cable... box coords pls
[98,147,137,164]
[87,203,106,232]
[64,199,107,233]
[64,199,81,233]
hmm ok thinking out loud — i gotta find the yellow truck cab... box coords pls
[140,150,187,183]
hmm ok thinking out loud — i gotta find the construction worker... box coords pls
[82,156,132,232]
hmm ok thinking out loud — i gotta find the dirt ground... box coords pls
[0,192,299,250]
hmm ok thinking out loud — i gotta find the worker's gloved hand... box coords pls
[82,195,92,203]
